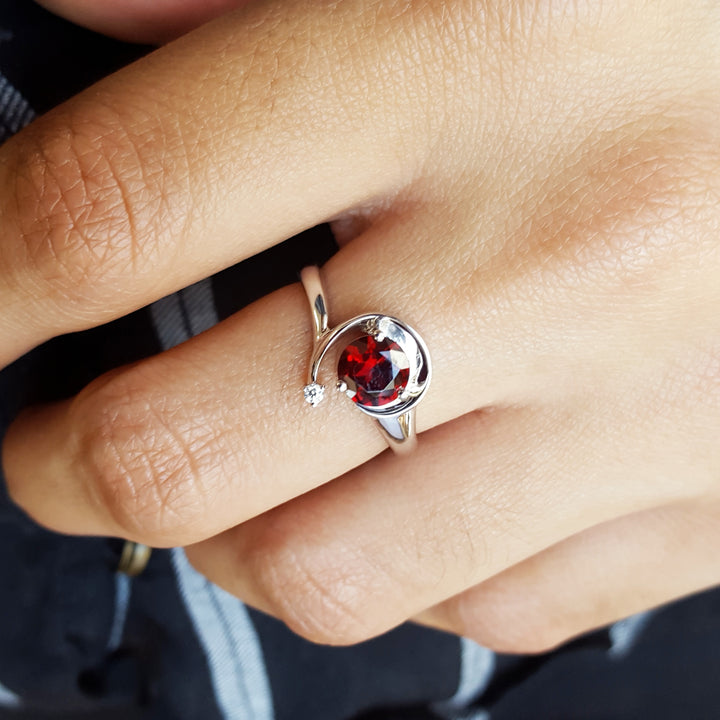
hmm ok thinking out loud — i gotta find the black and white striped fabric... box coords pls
[0,74,31,144]
[1,3,720,719]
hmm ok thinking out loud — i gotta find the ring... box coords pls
[300,266,431,453]
[117,541,152,577]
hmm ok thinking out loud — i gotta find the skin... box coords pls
[2,0,719,653]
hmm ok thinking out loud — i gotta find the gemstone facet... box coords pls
[337,334,410,408]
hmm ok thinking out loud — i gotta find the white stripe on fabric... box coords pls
[150,293,193,352]
[150,279,219,351]
[151,280,273,720]
[181,280,219,336]
[0,681,20,709]
[432,638,495,719]
[456,712,489,720]
[0,74,35,141]
[435,706,490,720]
[171,549,274,720]
[609,610,654,658]
[107,573,132,652]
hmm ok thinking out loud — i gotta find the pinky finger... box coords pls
[415,501,720,654]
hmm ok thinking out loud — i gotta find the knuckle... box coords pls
[524,125,715,293]
[71,369,208,543]
[6,106,166,315]
[251,528,378,645]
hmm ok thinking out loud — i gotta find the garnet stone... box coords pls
[338,334,410,407]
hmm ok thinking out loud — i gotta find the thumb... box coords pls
[35,0,250,44]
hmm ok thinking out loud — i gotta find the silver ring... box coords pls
[300,266,431,453]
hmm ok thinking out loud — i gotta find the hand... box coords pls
[3,0,720,652]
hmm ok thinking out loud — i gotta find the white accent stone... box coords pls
[303,383,325,406]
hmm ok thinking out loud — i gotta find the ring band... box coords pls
[117,541,152,576]
[300,266,431,453]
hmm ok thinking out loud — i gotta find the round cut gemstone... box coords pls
[337,334,410,407]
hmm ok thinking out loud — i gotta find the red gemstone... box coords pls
[338,335,410,407]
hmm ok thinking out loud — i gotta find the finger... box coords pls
[3,211,486,545]
[0,0,430,367]
[183,389,717,646]
[415,502,720,654]
[36,0,250,44]
[5,3,717,371]
[1,152,550,547]
[0,165,611,547]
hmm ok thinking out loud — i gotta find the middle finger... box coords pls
[4,223,495,544]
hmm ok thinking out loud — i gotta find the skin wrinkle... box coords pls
[13,129,91,275]
[81,94,196,273]
[71,375,205,542]
[89,108,174,274]
[117,86,205,260]
[144,402,211,518]
[6,112,159,317]
[83,398,167,539]
[90,141,140,276]
[252,527,381,645]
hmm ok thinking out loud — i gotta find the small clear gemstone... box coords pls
[303,383,325,406]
